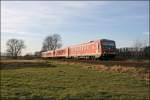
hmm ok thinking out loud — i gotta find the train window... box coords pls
[103,42,115,46]
[102,41,115,50]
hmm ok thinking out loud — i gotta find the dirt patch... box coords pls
[0,60,56,70]
[1,59,45,63]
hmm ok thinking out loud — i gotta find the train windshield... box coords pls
[102,41,115,49]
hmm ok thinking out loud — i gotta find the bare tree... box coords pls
[6,39,26,58]
[42,34,62,51]
[133,39,145,51]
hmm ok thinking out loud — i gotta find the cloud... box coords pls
[143,32,150,35]
[1,1,107,35]
[2,1,147,35]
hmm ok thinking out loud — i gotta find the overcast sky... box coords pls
[1,1,149,55]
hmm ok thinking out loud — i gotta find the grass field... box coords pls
[1,60,150,100]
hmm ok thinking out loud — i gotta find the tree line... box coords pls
[3,34,62,59]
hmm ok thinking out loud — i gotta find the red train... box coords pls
[41,39,116,59]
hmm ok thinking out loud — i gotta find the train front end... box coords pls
[100,39,116,59]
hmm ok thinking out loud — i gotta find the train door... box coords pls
[98,40,102,56]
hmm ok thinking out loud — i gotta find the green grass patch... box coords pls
[1,61,149,100]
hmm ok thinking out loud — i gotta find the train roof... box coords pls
[68,39,115,48]
[100,39,115,42]
[68,39,100,48]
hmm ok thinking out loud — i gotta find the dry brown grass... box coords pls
[91,65,150,80]
[49,60,150,80]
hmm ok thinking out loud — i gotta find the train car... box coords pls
[54,48,69,58]
[41,50,54,58]
[47,50,54,58]
[68,39,116,59]
[68,40,100,58]
[41,39,116,59]
[41,52,47,58]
